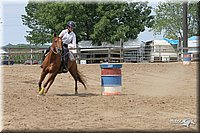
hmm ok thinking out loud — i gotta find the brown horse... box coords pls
[38,33,87,95]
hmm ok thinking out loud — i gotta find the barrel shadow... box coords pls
[56,93,100,97]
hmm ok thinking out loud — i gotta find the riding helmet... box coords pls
[67,21,76,29]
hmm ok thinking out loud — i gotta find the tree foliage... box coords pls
[22,1,153,45]
[151,1,198,39]
[197,1,200,35]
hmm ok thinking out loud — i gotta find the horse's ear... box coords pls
[54,32,56,37]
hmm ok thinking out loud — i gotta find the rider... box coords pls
[59,21,76,73]
[42,21,76,73]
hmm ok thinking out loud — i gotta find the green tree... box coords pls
[22,1,153,45]
[197,1,200,35]
[22,2,52,44]
[22,2,98,44]
[91,2,153,44]
[151,1,198,39]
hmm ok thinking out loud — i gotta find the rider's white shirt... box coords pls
[59,29,76,49]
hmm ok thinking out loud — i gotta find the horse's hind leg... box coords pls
[75,79,78,95]
[69,69,78,94]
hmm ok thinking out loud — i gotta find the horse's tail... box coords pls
[77,70,87,89]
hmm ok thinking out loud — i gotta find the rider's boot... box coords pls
[62,57,68,73]
[58,56,68,73]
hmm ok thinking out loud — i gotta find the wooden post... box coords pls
[159,45,161,62]
[183,2,188,53]
[8,48,11,65]
[178,36,182,61]
[120,38,124,63]
[108,47,111,63]
[30,48,33,65]
[198,1,200,36]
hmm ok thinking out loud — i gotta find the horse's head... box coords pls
[52,33,62,54]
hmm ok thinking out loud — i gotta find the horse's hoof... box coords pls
[37,92,45,96]
[38,87,45,95]
[75,92,78,95]
[37,94,45,96]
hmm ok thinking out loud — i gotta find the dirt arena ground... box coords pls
[1,62,199,132]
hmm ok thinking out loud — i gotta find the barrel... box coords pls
[100,63,122,95]
[183,52,191,65]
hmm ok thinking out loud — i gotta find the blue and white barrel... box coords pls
[100,63,122,95]
[183,52,191,65]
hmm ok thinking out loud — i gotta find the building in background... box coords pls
[163,36,199,61]
[188,36,199,61]
[144,40,178,63]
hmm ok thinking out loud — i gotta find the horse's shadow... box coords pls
[56,93,100,97]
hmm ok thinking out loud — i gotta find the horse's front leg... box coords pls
[44,73,57,94]
[38,70,48,93]
[42,72,57,94]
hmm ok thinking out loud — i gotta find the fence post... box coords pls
[8,48,11,65]
[183,2,188,53]
[159,45,161,62]
[120,38,124,63]
[108,47,111,63]
[30,48,33,65]
[178,36,182,61]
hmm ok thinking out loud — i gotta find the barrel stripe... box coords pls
[100,64,122,69]
[101,86,122,95]
[183,61,191,65]
[183,57,191,61]
[101,76,122,86]
[102,86,122,92]
[183,54,191,58]
[102,92,121,95]
[101,68,121,76]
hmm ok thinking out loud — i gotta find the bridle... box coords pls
[50,38,62,55]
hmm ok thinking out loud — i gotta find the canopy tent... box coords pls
[188,36,199,40]
[163,36,199,45]
[163,38,179,45]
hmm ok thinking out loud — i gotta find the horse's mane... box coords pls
[51,32,59,49]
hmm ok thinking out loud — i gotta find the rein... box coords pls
[51,47,61,55]
[62,51,69,57]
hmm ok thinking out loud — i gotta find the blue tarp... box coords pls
[188,36,199,40]
[163,36,199,45]
[163,38,179,45]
